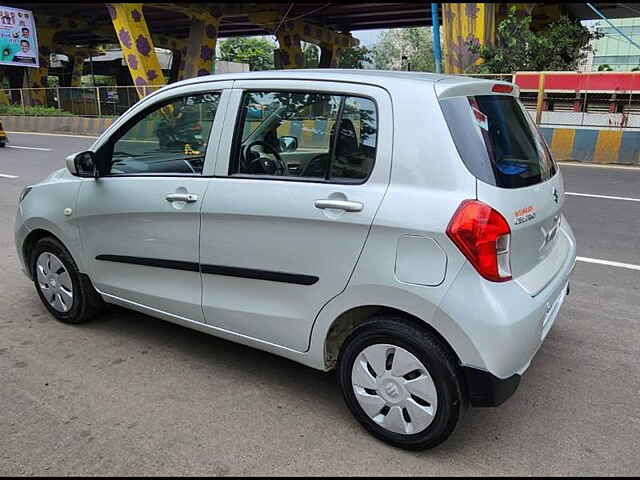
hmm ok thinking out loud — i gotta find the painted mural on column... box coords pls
[441,3,496,74]
[106,3,165,98]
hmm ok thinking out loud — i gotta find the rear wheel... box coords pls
[337,316,466,450]
[31,237,104,324]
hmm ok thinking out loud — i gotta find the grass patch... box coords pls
[0,105,74,116]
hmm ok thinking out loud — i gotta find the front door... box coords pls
[76,87,229,321]
[200,81,393,351]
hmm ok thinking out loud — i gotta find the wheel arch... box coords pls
[21,227,85,279]
[323,305,463,372]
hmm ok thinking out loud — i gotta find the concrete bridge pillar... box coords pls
[106,3,166,98]
[250,12,356,70]
[25,26,56,105]
[275,26,304,69]
[69,52,85,87]
[319,44,344,68]
[180,16,221,79]
[441,3,496,74]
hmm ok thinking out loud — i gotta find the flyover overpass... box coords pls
[3,2,640,104]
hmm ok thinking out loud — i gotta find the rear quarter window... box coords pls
[439,94,556,188]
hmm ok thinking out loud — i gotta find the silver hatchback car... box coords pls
[14,70,576,450]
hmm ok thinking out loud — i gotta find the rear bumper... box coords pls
[462,366,521,407]
[461,279,570,407]
[438,221,577,380]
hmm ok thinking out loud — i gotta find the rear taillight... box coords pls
[446,200,512,282]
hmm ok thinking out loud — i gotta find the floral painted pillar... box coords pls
[106,3,165,98]
[275,26,304,69]
[69,52,85,87]
[25,27,56,106]
[181,14,221,79]
[441,3,496,74]
[250,11,357,69]
[319,44,344,68]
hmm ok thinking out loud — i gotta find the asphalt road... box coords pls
[1,132,639,476]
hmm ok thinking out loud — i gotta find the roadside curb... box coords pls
[0,115,115,137]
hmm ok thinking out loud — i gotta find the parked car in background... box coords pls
[14,70,576,450]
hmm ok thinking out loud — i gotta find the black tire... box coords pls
[30,236,104,324]
[337,315,466,450]
[0,141,5,148]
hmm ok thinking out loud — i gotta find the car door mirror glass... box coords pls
[66,151,98,178]
[279,136,298,152]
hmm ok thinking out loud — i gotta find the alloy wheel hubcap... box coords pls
[351,343,438,435]
[36,252,73,313]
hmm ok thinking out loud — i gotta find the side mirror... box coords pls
[279,136,298,153]
[65,151,98,178]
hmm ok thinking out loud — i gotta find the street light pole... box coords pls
[89,44,96,87]
[431,3,443,73]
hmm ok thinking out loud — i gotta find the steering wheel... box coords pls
[244,140,288,176]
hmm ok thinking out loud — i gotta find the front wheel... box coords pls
[31,237,104,324]
[337,316,466,450]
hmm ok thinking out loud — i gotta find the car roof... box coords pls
[167,69,515,98]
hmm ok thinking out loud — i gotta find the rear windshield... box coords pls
[439,95,556,188]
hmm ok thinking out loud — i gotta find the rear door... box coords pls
[200,80,393,352]
[439,88,567,295]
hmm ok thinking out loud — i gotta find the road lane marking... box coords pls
[565,192,640,203]
[577,256,640,271]
[0,173,19,179]
[558,162,640,171]
[6,145,53,151]
[6,131,98,139]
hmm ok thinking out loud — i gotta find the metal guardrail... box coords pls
[0,86,164,117]
[3,74,640,130]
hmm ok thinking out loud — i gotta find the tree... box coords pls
[219,37,275,71]
[337,45,373,69]
[372,27,435,71]
[467,6,602,73]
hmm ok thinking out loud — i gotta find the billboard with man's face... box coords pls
[0,6,39,68]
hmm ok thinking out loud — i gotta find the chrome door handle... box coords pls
[314,199,363,212]
[165,193,198,203]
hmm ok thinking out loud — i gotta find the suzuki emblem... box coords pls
[385,383,399,398]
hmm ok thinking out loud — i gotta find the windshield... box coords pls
[439,94,556,188]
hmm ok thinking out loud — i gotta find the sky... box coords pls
[352,29,385,47]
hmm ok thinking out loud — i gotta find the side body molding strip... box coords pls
[95,255,319,285]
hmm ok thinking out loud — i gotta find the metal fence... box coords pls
[0,86,164,117]
[510,72,640,129]
[3,74,640,130]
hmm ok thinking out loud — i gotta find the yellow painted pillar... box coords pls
[441,3,496,74]
[0,84,8,106]
[319,44,344,68]
[70,52,85,87]
[106,3,165,98]
[181,17,221,79]
[25,27,56,105]
[249,11,356,69]
[275,25,304,69]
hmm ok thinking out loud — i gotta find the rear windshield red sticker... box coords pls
[471,106,488,131]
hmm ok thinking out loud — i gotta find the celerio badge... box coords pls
[514,205,536,225]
